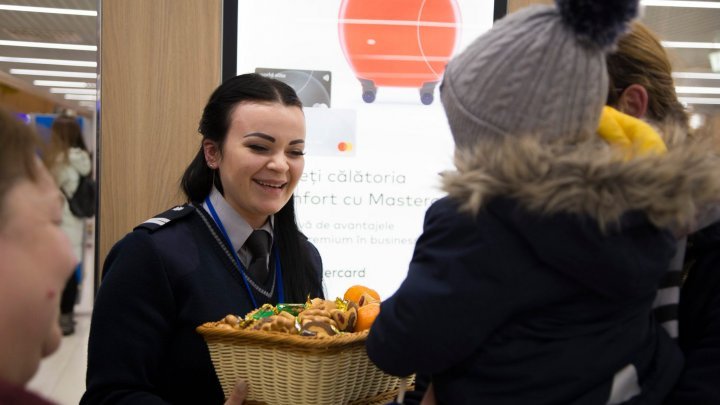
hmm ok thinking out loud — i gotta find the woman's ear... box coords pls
[203,139,220,169]
[617,84,649,119]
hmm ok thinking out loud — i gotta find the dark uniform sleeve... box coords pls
[81,231,175,404]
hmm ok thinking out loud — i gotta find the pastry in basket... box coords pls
[212,296,362,336]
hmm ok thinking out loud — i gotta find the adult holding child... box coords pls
[367,0,720,403]
[606,21,720,403]
[82,73,324,404]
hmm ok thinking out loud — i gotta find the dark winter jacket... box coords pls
[81,205,323,404]
[367,135,720,405]
[665,221,720,403]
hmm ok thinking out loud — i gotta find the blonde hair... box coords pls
[606,22,689,137]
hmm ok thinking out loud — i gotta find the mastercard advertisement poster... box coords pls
[237,0,497,299]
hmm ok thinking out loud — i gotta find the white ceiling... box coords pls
[642,2,720,117]
[0,0,97,114]
[0,0,718,117]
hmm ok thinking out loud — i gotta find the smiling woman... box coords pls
[81,73,325,404]
[202,102,306,229]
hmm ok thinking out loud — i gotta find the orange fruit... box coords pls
[354,302,380,332]
[344,285,380,305]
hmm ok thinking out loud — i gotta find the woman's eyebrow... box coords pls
[244,132,275,142]
[244,133,305,145]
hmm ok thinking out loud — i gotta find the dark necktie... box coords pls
[244,230,271,282]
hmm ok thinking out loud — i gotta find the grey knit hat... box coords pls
[441,0,639,148]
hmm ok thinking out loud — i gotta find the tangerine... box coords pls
[354,302,380,332]
[344,285,380,305]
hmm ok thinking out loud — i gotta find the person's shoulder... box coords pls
[67,147,90,163]
[134,204,197,234]
[67,147,91,175]
[425,195,476,223]
[429,195,459,211]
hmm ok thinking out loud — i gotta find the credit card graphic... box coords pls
[255,68,332,108]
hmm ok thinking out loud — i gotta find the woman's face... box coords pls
[204,102,306,228]
[0,158,77,383]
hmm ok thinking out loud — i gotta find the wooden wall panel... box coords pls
[508,0,553,13]
[98,0,222,274]
[0,83,55,113]
[0,71,88,116]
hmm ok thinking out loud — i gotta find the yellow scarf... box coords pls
[597,106,667,159]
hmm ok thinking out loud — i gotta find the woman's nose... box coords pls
[267,153,289,172]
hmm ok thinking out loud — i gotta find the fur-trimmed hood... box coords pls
[442,125,720,232]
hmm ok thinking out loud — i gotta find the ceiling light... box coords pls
[50,88,97,95]
[662,41,720,49]
[33,80,95,88]
[673,72,720,80]
[641,0,720,8]
[0,56,95,67]
[0,4,96,16]
[0,40,96,51]
[675,86,720,94]
[64,94,96,101]
[689,113,706,129]
[679,97,720,105]
[77,101,96,108]
[710,51,720,72]
[10,69,96,78]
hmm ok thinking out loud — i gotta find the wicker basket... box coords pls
[197,323,413,405]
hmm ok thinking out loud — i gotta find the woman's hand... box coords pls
[224,379,248,405]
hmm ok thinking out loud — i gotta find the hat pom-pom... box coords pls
[556,0,639,48]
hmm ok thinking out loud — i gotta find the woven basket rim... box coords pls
[196,322,369,349]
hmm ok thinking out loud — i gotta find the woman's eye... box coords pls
[247,144,269,152]
[289,150,306,157]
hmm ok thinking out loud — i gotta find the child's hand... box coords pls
[224,379,247,405]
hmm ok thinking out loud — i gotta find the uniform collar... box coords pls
[203,187,274,251]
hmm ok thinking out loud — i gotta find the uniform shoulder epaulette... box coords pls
[134,204,196,233]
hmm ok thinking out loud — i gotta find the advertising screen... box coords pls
[234,0,501,299]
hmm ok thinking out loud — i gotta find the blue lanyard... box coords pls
[204,197,284,308]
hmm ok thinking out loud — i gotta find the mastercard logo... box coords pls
[338,142,353,152]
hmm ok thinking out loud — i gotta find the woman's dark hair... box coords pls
[43,114,88,170]
[181,73,320,301]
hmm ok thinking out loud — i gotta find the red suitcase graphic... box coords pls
[338,0,460,105]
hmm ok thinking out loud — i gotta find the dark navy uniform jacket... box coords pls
[81,205,323,404]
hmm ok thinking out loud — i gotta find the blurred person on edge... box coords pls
[0,107,76,404]
[42,111,92,336]
[604,21,720,404]
[81,73,323,404]
[366,0,720,404]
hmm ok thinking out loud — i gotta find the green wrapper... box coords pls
[248,303,277,320]
[277,303,305,317]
